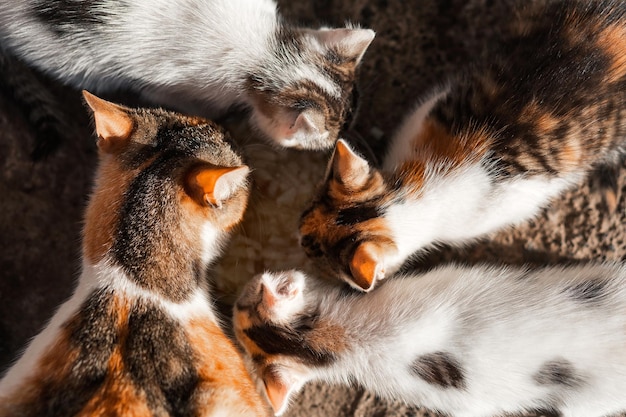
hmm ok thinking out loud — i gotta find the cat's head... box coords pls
[246,26,374,150]
[233,270,316,416]
[82,91,250,269]
[299,139,399,292]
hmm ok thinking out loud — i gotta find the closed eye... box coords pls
[300,234,324,257]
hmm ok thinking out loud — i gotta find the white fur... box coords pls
[200,220,228,265]
[250,264,626,417]
[373,85,585,277]
[383,162,578,275]
[0,0,372,149]
[0,0,277,115]
[383,88,450,171]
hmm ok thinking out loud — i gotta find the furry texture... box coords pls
[299,0,626,291]
[0,93,268,416]
[0,0,374,149]
[234,265,626,417]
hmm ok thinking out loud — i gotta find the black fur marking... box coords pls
[533,359,584,388]
[336,205,380,226]
[21,289,117,416]
[243,313,335,366]
[300,234,324,258]
[411,352,466,389]
[32,0,115,35]
[566,280,608,304]
[124,302,199,417]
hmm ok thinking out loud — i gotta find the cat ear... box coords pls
[263,365,309,416]
[327,139,371,189]
[185,164,250,208]
[260,271,303,309]
[312,28,375,64]
[259,271,306,323]
[292,110,323,138]
[349,241,385,291]
[82,90,134,153]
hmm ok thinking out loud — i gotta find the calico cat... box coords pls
[0,0,374,150]
[0,92,269,416]
[299,0,626,291]
[234,265,626,417]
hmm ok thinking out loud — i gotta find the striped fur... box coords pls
[299,0,626,291]
[0,0,374,150]
[0,93,268,416]
[233,264,626,417]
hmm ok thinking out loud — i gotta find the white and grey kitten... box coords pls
[0,0,374,150]
[234,265,626,417]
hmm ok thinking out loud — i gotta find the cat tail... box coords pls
[0,47,74,160]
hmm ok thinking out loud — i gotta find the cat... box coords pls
[0,0,374,150]
[298,0,626,291]
[234,265,626,417]
[0,91,269,416]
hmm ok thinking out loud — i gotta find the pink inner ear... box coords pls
[264,378,289,415]
[262,283,278,309]
[311,28,375,63]
[82,90,134,153]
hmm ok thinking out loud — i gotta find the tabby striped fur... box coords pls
[299,0,626,290]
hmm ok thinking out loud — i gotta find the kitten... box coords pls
[0,92,269,416]
[0,0,374,150]
[299,0,626,291]
[234,265,626,417]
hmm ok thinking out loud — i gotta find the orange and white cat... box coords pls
[299,0,626,291]
[0,92,268,416]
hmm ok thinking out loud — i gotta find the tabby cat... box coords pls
[234,265,626,417]
[299,0,626,291]
[0,92,269,416]
[0,0,374,150]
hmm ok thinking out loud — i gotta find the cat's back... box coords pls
[0,0,278,92]
[0,286,266,416]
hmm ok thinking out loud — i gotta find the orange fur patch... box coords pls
[82,159,137,263]
[184,318,268,416]
[415,118,490,170]
[77,349,151,417]
[597,24,626,84]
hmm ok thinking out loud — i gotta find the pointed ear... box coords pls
[260,271,305,309]
[185,164,249,208]
[82,90,134,153]
[263,365,309,416]
[312,28,375,63]
[349,241,385,291]
[327,139,371,189]
[293,111,321,135]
